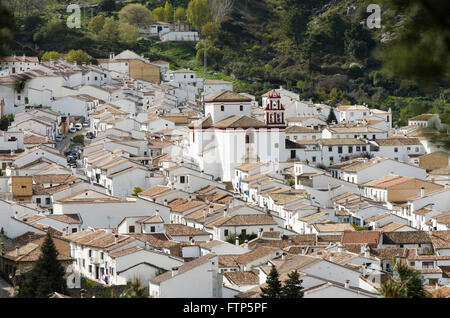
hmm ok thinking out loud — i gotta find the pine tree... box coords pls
[326,108,337,124]
[120,278,147,298]
[260,265,282,298]
[18,233,67,298]
[281,270,304,298]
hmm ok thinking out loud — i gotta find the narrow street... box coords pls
[0,276,14,298]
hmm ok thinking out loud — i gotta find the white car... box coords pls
[75,123,82,131]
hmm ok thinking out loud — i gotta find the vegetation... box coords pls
[41,51,60,61]
[379,263,429,298]
[133,186,143,196]
[66,49,90,64]
[72,134,84,145]
[0,115,14,131]
[120,278,147,298]
[17,233,67,298]
[260,265,282,298]
[225,232,257,245]
[260,265,304,298]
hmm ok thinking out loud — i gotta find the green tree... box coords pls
[376,0,450,84]
[100,0,116,12]
[174,7,187,23]
[164,1,173,23]
[120,278,147,298]
[88,15,105,34]
[72,134,84,145]
[201,22,220,42]
[119,4,153,27]
[186,0,212,30]
[152,7,165,22]
[260,265,282,298]
[280,0,310,47]
[133,187,143,196]
[41,51,60,62]
[66,49,90,64]
[18,233,67,298]
[326,108,337,124]
[379,263,428,298]
[99,17,119,46]
[281,270,304,298]
[119,22,139,46]
[0,0,14,57]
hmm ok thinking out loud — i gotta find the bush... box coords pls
[73,134,84,145]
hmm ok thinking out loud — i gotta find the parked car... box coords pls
[69,127,76,133]
[67,155,77,164]
[75,123,82,131]
[86,132,95,139]
[55,136,63,142]
[82,121,90,127]
[72,145,83,152]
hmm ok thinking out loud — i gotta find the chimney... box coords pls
[223,208,227,218]
[203,208,207,219]
[420,187,425,197]
[301,248,306,255]
[362,263,367,276]
[145,242,150,250]
[338,244,343,253]
[281,252,286,260]
[364,247,370,258]
[171,267,179,277]
[15,246,19,258]
[235,237,239,246]
[190,238,195,245]
[188,195,192,202]
[244,240,248,249]
[163,199,168,206]
[258,228,263,238]
[114,234,118,244]
[209,204,213,215]
[360,244,366,254]
[80,289,87,298]
[155,209,159,216]
[345,280,350,289]
[329,253,334,262]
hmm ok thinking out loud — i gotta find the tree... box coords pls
[99,17,119,46]
[119,22,139,46]
[208,0,233,24]
[281,270,304,298]
[88,15,105,34]
[152,7,165,22]
[118,3,153,28]
[379,263,428,298]
[66,50,90,65]
[72,134,84,145]
[186,0,212,30]
[99,0,116,12]
[163,1,173,23]
[18,233,67,298]
[174,7,187,23]
[326,108,337,124]
[120,278,147,298]
[133,187,143,196]
[201,22,220,42]
[376,0,450,84]
[260,265,282,298]
[41,51,60,62]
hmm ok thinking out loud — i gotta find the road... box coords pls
[0,276,14,298]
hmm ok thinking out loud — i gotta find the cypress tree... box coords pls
[18,233,67,298]
[260,265,282,298]
[326,108,338,124]
[281,270,304,298]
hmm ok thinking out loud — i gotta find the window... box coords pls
[372,134,376,139]
[348,146,353,153]
[245,135,250,144]
[328,146,332,152]
[151,226,155,232]
[88,250,92,257]
[329,156,333,163]
[88,265,92,273]
[338,146,343,154]
[180,176,186,183]
[407,147,411,151]
[239,105,243,111]
[290,150,296,159]
[224,229,229,237]
[221,105,224,111]
[394,147,398,153]
[72,228,77,233]
[46,198,51,205]
[83,259,85,268]
[362,146,366,151]
[356,146,361,151]
[190,75,194,79]
[415,147,419,152]
[241,229,246,236]
[36,198,41,204]
[129,226,135,233]
[312,156,316,163]
[100,252,104,260]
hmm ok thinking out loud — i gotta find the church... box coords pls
[187,90,288,182]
